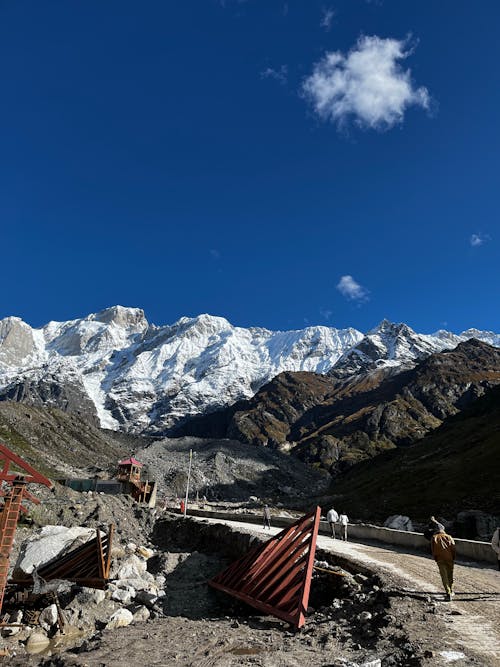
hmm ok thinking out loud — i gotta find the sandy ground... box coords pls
[201,518,500,666]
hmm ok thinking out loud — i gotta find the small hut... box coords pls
[117,457,143,485]
[115,456,157,507]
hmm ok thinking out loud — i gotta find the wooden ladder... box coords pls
[0,481,25,613]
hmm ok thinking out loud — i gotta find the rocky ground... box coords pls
[3,489,497,666]
[135,435,330,503]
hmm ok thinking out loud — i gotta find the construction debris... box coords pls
[0,442,53,614]
[11,524,113,590]
[209,507,321,629]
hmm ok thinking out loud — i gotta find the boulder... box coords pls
[111,587,135,604]
[13,526,100,577]
[91,589,106,604]
[357,611,373,623]
[383,515,414,532]
[454,510,499,540]
[75,587,106,606]
[106,608,133,629]
[39,603,58,632]
[116,555,147,580]
[137,546,154,559]
[135,590,159,608]
[115,577,156,593]
[132,605,150,623]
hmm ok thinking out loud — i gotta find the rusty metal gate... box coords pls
[209,506,321,629]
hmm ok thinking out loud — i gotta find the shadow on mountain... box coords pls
[330,384,500,523]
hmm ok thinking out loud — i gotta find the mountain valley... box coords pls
[1,306,499,522]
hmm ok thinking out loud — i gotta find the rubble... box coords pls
[105,608,133,629]
[13,526,99,578]
[0,496,481,665]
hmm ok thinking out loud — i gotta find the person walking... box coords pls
[431,525,456,601]
[339,511,349,541]
[263,504,271,530]
[491,526,500,570]
[326,507,339,538]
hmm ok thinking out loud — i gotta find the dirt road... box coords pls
[200,517,500,666]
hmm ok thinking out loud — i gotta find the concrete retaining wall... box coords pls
[186,508,498,564]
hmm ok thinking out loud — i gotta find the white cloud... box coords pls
[320,308,333,320]
[261,65,288,85]
[336,275,369,302]
[320,8,335,31]
[209,249,221,260]
[470,233,490,247]
[302,35,430,130]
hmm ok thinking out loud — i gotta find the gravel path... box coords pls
[199,517,500,666]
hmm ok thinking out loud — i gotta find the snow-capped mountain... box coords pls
[329,320,453,378]
[329,320,500,378]
[0,306,362,433]
[0,306,498,434]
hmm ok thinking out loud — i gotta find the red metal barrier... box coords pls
[0,443,53,613]
[209,506,321,629]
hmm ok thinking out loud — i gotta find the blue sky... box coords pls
[1,0,499,334]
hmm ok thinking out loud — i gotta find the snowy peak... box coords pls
[0,317,40,368]
[0,307,365,433]
[0,307,499,435]
[42,306,148,357]
[92,305,148,332]
[459,328,500,348]
[332,320,460,378]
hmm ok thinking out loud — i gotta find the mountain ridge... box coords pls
[1,305,499,434]
[176,339,500,473]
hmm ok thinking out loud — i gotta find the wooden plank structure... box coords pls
[209,506,321,629]
[0,443,53,614]
[11,524,114,591]
[116,457,156,505]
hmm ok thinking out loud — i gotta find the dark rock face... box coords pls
[332,383,500,522]
[0,373,100,426]
[178,339,500,474]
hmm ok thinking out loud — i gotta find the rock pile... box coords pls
[2,527,165,660]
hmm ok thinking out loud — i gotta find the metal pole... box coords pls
[183,449,192,518]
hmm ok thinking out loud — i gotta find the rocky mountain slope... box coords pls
[331,383,500,522]
[134,436,330,502]
[1,306,499,435]
[0,401,137,478]
[0,401,330,504]
[177,340,500,473]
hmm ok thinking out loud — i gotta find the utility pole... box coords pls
[183,449,192,518]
